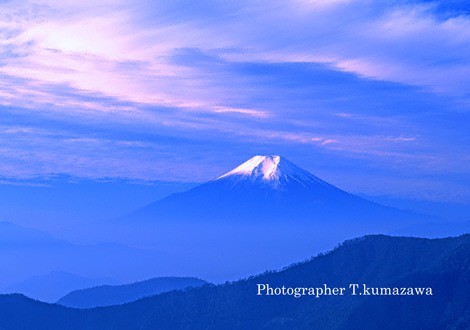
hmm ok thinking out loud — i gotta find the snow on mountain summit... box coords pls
[216,155,330,189]
[217,155,283,180]
[130,154,433,227]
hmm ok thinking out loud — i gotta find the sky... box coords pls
[1,0,470,204]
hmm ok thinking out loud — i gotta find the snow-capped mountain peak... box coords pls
[215,155,325,190]
[130,154,432,229]
[217,155,283,180]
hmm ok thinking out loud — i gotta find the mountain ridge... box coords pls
[2,271,118,303]
[56,276,209,308]
[0,234,468,329]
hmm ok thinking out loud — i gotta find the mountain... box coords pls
[0,176,196,226]
[3,271,118,303]
[0,222,176,295]
[0,234,468,329]
[130,155,433,228]
[57,277,208,308]
[0,221,68,248]
[103,155,443,281]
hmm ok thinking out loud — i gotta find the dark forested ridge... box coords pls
[0,234,469,330]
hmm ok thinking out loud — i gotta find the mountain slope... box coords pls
[0,221,68,248]
[0,234,468,329]
[105,155,443,281]
[0,222,174,297]
[2,271,118,303]
[57,277,208,308]
[127,155,434,231]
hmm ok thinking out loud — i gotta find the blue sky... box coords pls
[0,0,469,203]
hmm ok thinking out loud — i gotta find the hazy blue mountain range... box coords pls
[2,271,118,303]
[0,177,196,229]
[57,277,208,308]
[0,222,174,294]
[0,221,68,248]
[1,156,467,295]
[1,156,467,303]
[0,234,468,329]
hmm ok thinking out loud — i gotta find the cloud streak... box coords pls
[2,0,470,111]
[0,0,469,201]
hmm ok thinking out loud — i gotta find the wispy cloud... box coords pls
[0,0,469,201]
[2,0,470,112]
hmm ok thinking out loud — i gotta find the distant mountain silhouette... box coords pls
[0,234,468,329]
[2,271,118,303]
[0,222,174,293]
[57,277,208,308]
[0,221,68,248]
